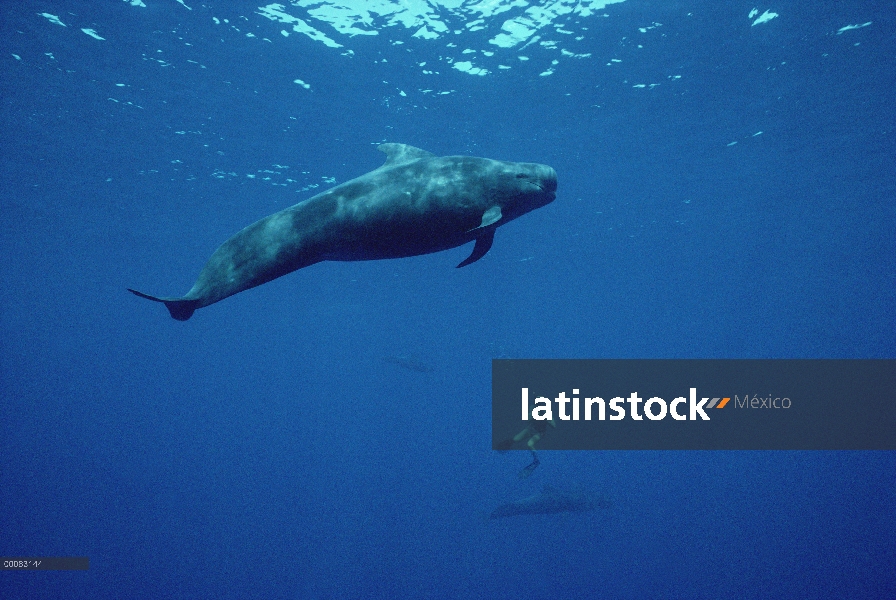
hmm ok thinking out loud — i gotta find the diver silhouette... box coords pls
[497,418,556,479]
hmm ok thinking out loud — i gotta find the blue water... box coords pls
[2,1,894,598]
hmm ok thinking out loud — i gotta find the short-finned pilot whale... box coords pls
[129,143,557,320]
[489,486,602,519]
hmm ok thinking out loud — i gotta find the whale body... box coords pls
[490,486,600,519]
[129,143,557,320]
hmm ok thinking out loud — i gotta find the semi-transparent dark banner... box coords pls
[492,360,895,450]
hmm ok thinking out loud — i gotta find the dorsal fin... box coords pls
[377,143,435,167]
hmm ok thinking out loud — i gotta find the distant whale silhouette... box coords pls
[129,143,557,320]
[490,486,602,519]
[382,355,435,373]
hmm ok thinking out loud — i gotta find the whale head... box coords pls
[490,160,557,223]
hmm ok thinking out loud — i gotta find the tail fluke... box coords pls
[127,289,199,321]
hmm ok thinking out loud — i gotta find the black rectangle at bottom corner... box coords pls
[2,557,89,570]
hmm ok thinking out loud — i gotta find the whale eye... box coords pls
[515,173,527,178]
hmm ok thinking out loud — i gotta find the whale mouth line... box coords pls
[529,181,557,199]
